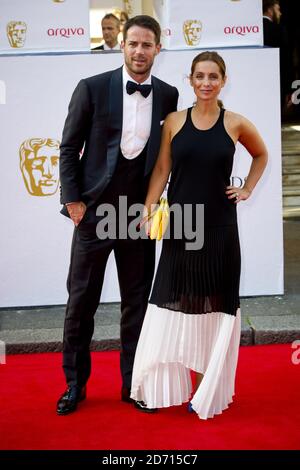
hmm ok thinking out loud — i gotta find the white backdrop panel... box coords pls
[0,0,90,53]
[0,48,283,307]
[154,0,263,49]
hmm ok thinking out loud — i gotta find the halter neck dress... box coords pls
[131,107,241,419]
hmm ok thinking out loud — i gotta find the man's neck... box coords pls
[263,14,273,22]
[106,41,118,49]
[124,66,151,84]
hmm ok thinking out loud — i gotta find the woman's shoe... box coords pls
[134,400,157,413]
[187,402,195,413]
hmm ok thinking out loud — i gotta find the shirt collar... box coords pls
[103,42,120,50]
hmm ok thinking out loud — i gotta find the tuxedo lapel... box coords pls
[107,67,123,178]
[145,76,162,176]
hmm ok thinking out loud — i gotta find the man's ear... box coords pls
[155,43,162,56]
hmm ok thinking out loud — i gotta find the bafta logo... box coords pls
[19,138,60,197]
[7,21,27,48]
[183,19,202,46]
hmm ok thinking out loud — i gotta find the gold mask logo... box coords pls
[183,20,202,46]
[7,21,27,48]
[19,138,60,197]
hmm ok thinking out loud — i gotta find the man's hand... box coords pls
[66,202,87,226]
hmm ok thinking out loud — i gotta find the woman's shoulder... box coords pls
[224,110,260,144]
[224,109,242,123]
[163,109,189,141]
[224,109,251,132]
[225,109,250,125]
[165,109,188,126]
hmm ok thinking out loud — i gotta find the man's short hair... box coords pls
[263,0,280,14]
[101,13,120,27]
[123,15,161,44]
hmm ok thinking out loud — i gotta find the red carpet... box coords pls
[0,344,299,450]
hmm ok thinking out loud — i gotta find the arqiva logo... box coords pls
[47,27,85,38]
[224,25,259,35]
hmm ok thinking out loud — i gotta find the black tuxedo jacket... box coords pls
[263,18,291,97]
[92,44,104,50]
[263,17,281,47]
[59,66,178,216]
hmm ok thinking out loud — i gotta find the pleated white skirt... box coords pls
[131,304,241,419]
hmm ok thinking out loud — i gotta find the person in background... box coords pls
[119,10,129,33]
[93,13,121,51]
[263,0,291,111]
[113,9,130,43]
[263,0,282,46]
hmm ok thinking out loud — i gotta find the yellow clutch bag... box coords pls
[149,197,169,241]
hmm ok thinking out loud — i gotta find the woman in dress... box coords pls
[130,51,268,419]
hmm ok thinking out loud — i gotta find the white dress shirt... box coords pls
[103,42,121,51]
[121,66,153,160]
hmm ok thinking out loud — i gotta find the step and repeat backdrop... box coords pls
[0,48,283,307]
[0,0,90,54]
[0,0,283,307]
[154,0,263,49]
[0,0,263,54]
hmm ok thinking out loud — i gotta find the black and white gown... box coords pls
[131,108,241,419]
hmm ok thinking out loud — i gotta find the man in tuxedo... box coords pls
[92,13,121,51]
[263,0,291,110]
[57,15,178,415]
[263,0,282,47]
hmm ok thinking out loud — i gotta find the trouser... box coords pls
[62,144,154,389]
[62,222,156,389]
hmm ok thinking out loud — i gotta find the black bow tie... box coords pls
[126,80,152,98]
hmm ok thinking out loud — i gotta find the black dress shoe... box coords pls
[56,385,86,415]
[121,386,133,403]
[134,400,157,413]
